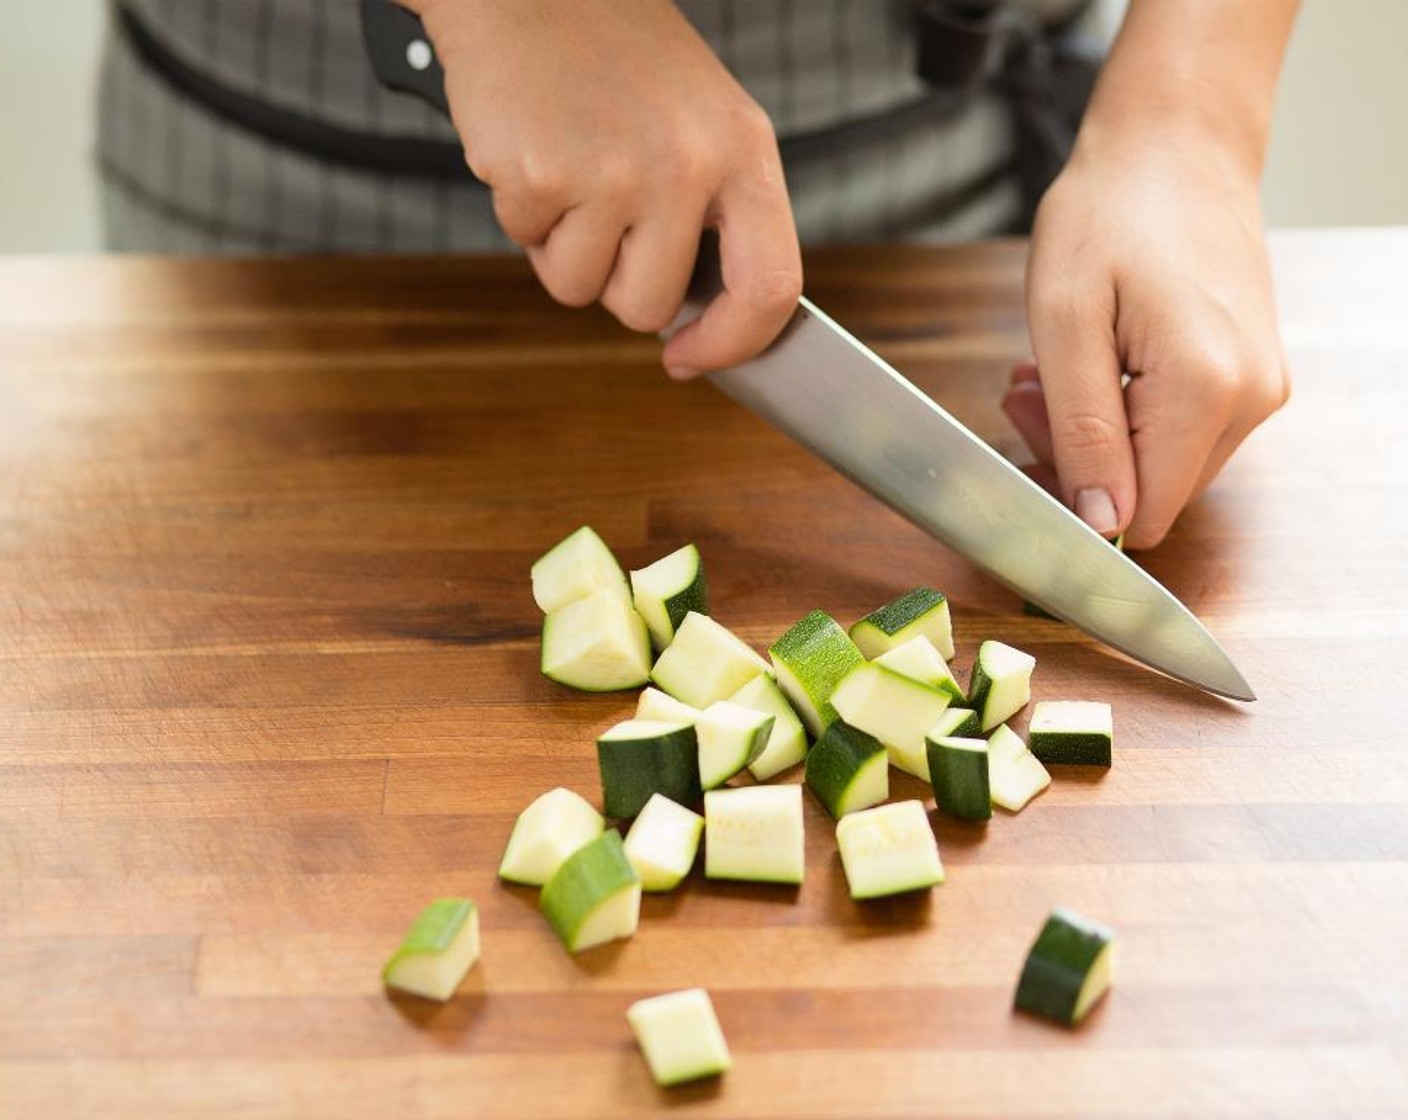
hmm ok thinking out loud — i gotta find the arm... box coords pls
[1007,0,1298,547]
[404,0,802,375]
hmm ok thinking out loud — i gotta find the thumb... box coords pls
[1027,296,1136,538]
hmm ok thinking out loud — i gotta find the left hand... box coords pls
[1005,129,1291,549]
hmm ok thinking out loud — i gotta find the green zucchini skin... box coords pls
[1028,700,1114,767]
[630,543,709,649]
[926,736,992,821]
[1014,907,1115,1026]
[858,587,947,636]
[804,720,888,819]
[661,559,707,635]
[967,639,1036,731]
[597,725,702,819]
[539,830,638,951]
[849,587,954,660]
[1028,731,1112,767]
[769,610,866,735]
[929,707,981,740]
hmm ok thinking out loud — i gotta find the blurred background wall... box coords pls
[0,2,1404,253]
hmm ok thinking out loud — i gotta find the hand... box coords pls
[1007,131,1291,549]
[413,0,802,375]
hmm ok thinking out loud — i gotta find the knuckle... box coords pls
[1124,517,1173,551]
[733,102,778,146]
[592,157,641,209]
[491,193,543,247]
[1029,283,1095,330]
[535,262,598,309]
[514,153,570,204]
[656,132,717,191]
[742,266,803,318]
[1056,409,1127,457]
[609,294,675,335]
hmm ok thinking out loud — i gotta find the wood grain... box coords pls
[2,231,1407,1118]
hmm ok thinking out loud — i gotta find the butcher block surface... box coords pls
[2,230,1406,1117]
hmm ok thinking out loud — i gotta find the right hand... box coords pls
[414,0,803,376]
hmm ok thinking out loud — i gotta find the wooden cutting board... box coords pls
[2,232,1406,1118]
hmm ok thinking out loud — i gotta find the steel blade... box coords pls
[708,297,1255,701]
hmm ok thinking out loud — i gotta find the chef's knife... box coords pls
[360,2,1254,701]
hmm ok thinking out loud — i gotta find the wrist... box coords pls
[1076,76,1270,189]
[1074,0,1298,187]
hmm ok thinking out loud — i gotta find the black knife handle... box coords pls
[359,1,449,115]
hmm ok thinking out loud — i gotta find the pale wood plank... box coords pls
[4,1047,1406,1120]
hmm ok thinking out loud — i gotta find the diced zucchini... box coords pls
[769,610,866,737]
[929,706,981,740]
[531,525,630,613]
[541,588,651,692]
[623,793,704,891]
[630,543,708,650]
[695,700,773,790]
[635,686,702,725]
[926,736,992,821]
[498,787,605,886]
[597,719,702,819]
[849,587,954,660]
[627,988,732,1086]
[1014,907,1115,1026]
[382,898,480,1002]
[967,639,1036,730]
[830,662,952,781]
[1028,701,1113,767]
[704,784,805,884]
[988,724,1051,812]
[835,799,945,900]
[539,830,641,953]
[650,612,770,708]
[873,635,965,703]
[728,674,809,781]
[804,720,889,819]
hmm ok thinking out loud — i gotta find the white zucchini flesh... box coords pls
[650,611,771,708]
[728,674,809,781]
[835,800,945,899]
[498,787,605,886]
[829,662,952,780]
[695,700,773,790]
[623,793,705,891]
[969,640,1037,730]
[873,636,965,703]
[988,724,1051,812]
[704,784,805,884]
[627,988,732,1086]
[635,687,703,725]
[567,883,642,952]
[630,543,707,650]
[531,526,630,614]
[382,899,480,1002]
[541,588,651,692]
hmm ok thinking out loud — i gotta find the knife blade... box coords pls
[705,296,1254,701]
[360,1,1254,700]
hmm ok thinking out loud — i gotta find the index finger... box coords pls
[661,168,802,377]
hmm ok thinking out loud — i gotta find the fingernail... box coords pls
[666,365,699,381]
[1009,360,1039,386]
[1075,488,1119,536]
